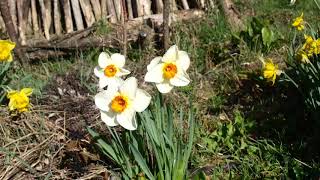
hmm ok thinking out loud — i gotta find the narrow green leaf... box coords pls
[130,144,154,180]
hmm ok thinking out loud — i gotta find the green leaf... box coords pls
[262,27,274,47]
[130,144,154,180]
[87,127,120,162]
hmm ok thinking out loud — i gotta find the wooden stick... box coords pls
[106,0,117,23]
[39,0,49,39]
[31,0,39,35]
[199,0,205,9]
[113,0,122,21]
[71,0,85,30]
[62,0,74,33]
[27,4,33,35]
[90,0,102,21]
[79,0,95,27]
[163,0,170,49]
[181,0,189,10]
[156,0,163,13]
[142,0,152,15]
[101,0,107,19]
[126,0,133,19]
[17,0,29,45]
[53,0,62,35]
[136,0,144,17]
[45,0,52,36]
[209,0,215,8]
[8,0,17,32]
[0,14,5,32]
[121,0,127,56]
[156,0,164,14]
[219,0,244,30]
[172,0,177,11]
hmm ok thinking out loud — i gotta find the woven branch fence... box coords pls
[0,0,213,59]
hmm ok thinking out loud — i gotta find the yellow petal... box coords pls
[7,90,18,98]
[21,88,33,96]
[0,40,16,50]
[7,53,13,62]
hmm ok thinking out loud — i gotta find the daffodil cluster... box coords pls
[94,45,191,130]
[297,35,320,62]
[291,13,320,63]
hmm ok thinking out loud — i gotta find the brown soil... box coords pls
[33,69,114,179]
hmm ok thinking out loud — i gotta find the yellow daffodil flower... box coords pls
[302,35,317,56]
[261,58,282,85]
[144,45,191,93]
[297,51,310,64]
[314,39,320,55]
[7,88,33,113]
[0,40,16,62]
[292,13,305,31]
[94,52,130,89]
[95,77,151,130]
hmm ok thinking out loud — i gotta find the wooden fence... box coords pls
[0,0,213,60]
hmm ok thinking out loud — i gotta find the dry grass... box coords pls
[0,105,112,179]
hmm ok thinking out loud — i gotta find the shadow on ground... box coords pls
[225,74,320,172]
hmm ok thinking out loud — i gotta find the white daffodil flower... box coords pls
[94,52,130,89]
[144,45,191,93]
[95,77,151,130]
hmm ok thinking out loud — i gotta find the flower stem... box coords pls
[283,72,298,88]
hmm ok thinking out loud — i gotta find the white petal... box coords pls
[147,57,162,71]
[120,77,137,100]
[156,82,174,93]
[111,53,125,68]
[176,51,190,71]
[144,63,164,83]
[117,68,130,76]
[94,67,104,78]
[95,88,118,111]
[170,72,190,87]
[99,77,111,89]
[99,77,124,89]
[116,108,137,130]
[100,111,118,126]
[98,52,112,68]
[133,89,151,112]
[162,45,178,63]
